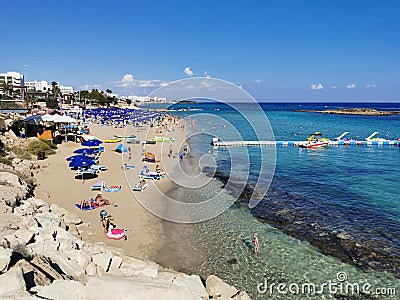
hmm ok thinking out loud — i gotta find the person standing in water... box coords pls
[253,233,259,253]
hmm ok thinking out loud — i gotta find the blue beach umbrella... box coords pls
[66,155,87,161]
[82,140,103,147]
[73,148,95,154]
[69,158,95,168]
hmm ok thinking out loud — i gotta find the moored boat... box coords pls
[299,132,330,148]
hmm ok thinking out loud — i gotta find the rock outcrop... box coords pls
[0,174,250,299]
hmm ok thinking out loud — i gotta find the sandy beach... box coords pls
[35,115,188,262]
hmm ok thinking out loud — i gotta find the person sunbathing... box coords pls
[95,192,111,206]
[155,164,162,173]
[79,199,91,210]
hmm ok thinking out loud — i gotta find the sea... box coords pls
[144,102,400,299]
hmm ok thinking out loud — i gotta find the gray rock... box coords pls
[0,289,36,299]
[0,246,12,273]
[172,273,209,299]
[34,212,61,228]
[0,172,29,207]
[19,216,38,229]
[0,267,26,295]
[85,262,97,276]
[117,255,159,278]
[108,255,123,272]
[84,276,199,300]
[92,251,113,272]
[33,280,86,300]
[30,255,64,280]
[62,212,82,226]
[13,259,52,287]
[4,229,35,249]
[206,275,238,299]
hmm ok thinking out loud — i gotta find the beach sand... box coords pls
[35,117,189,262]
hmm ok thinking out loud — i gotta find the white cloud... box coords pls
[24,64,29,67]
[331,86,338,89]
[254,79,263,84]
[346,83,356,89]
[365,84,376,89]
[80,84,102,90]
[113,74,169,96]
[184,67,194,77]
[122,74,134,82]
[310,83,324,90]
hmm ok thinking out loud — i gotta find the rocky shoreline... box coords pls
[296,108,400,116]
[0,125,250,299]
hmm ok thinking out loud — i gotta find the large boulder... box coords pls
[84,277,199,300]
[206,275,239,299]
[0,172,29,208]
[4,229,35,249]
[0,267,26,295]
[32,280,86,300]
[0,246,12,273]
[13,259,52,288]
[92,251,113,272]
[112,255,159,278]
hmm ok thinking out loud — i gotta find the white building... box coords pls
[0,71,24,94]
[59,85,74,95]
[25,80,50,93]
[127,95,151,103]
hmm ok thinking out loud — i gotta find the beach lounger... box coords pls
[90,165,108,171]
[139,172,160,181]
[132,181,148,192]
[76,168,99,176]
[104,185,121,192]
[92,180,105,191]
[124,165,135,170]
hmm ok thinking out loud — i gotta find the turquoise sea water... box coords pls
[146,102,400,299]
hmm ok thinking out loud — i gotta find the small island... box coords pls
[296,108,400,116]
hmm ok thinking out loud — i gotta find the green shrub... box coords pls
[9,146,32,159]
[0,156,12,166]
[27,140,56,156]
[41,139,58,150]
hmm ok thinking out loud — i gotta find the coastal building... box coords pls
[0,71,25,95]
[25,80,50,93]
[128,95,151,103]
[59,85,74,95]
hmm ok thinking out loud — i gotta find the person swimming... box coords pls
[253,233,259,253]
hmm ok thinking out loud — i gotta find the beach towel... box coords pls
[104,185,122,192]
[124,165,135,170]
[74,203,99,211]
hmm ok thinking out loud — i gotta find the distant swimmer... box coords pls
[253,233,259,253]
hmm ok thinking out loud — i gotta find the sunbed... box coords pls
[132,181,148,192]
[76,167,100,176]
[104,185,121,192]
[139,171,160,181]
[90,165,108,171]
[91,180,105,191]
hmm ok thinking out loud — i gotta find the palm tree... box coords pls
[106,89,112,94]
[51,81,60,98]
[1,81,11,98]
[27,93,38,110]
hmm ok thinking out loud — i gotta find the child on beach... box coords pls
[253,233,259,253]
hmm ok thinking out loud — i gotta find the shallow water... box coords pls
[145,102,400,299]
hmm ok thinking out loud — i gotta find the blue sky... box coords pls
[2,0,399,101]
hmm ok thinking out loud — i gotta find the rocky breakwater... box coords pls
[296,107,400,116]
[0,170,250,299]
